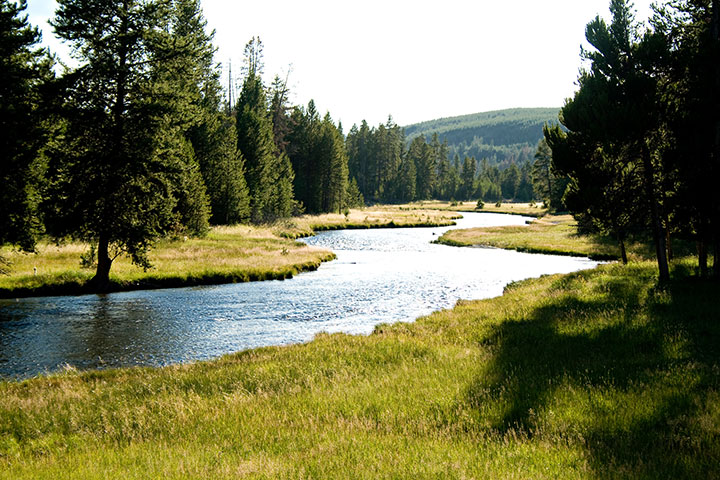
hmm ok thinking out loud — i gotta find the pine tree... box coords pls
[409,136,433,200]
[0,0,53,262]
[48,0,213,289]
[552,0,670,280]
[235,37,294,222]
[459,156,477,200]
[168,0,249,225]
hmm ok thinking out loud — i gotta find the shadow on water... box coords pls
[464,267,720,478]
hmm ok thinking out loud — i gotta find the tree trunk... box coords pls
[90,233,112,292]
[546,166,552,209]
[641,142,670,283]
[619,236,628,265]
[698,239,708,277]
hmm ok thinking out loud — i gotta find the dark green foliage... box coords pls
[165,0,248,227]
[655,0,720,276]
[287,102,349,213]
[46,0,215,288]
[0,0,53,253]
[459,156,477,200]
[407,135,431,200]
[346,117,405,203]
[235,37,294,223]
[191,111,250,225]
[547,0,671,278]
[531,138,569,210]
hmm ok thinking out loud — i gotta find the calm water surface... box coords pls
[0,212,600,379]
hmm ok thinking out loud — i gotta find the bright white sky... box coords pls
[26,0,655,127]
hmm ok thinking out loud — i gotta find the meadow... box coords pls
[0,259,717,478]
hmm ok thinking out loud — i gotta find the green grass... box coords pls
[435,214,656,260]
[1,259,718,478]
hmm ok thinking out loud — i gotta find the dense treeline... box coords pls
[543,0,720,279]
[0,0,358,288]
[345,120,535,204]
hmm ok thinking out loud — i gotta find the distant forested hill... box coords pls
[404,108,560,168]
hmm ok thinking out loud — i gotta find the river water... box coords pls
[0,212,600,379]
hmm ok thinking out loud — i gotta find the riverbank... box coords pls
[397,200,548,217]
[435,214,654,260]
[0,207,459,298]
[1,258,717,478]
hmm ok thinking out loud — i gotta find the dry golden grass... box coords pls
[0,207,461,297]
[273,206,461,238]
[395,200,548,217]
[435,214,651,260]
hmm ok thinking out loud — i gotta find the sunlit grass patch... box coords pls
[435,213,655,260]
[273,206,461,239]
[0,206,460,297]
[395,200,548,217]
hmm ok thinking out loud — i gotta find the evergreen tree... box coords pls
[235,37,294,222]
[0,0,53,262]
[549,0,671,281]
[48,0,209,289]
[408,136,431,200]
[656,0,720,276]
[515,161,534,202]
[459,156,477,200]
[396,153,417,202]
[532,137,569,210]
[500,163,520,199]
[346,120,372,199]
[171,2,249,225]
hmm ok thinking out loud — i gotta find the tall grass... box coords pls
[1,259,717,478]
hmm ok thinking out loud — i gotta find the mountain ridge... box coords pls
[403,107,561,167]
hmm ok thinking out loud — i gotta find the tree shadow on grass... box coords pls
[465,269,720,479]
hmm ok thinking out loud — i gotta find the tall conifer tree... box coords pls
[49,0,212,289]
[0,0,53,263]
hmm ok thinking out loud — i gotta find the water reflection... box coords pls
[0,213,600,379]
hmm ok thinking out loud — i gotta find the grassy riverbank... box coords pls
[398,200,548,217]
[1,258,718,478]
[0,207,459,298]
[435,214,654,260]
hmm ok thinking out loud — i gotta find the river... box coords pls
[0,212,600,379]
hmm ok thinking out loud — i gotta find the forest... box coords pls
[1,0,719,289]
[0,0,555,290]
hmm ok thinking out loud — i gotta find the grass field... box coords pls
[435,214,658,261]
[0,207,459,298]
[396,200,548,217]
[1,259,718,478]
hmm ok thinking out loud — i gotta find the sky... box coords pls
[25,0,655,128]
